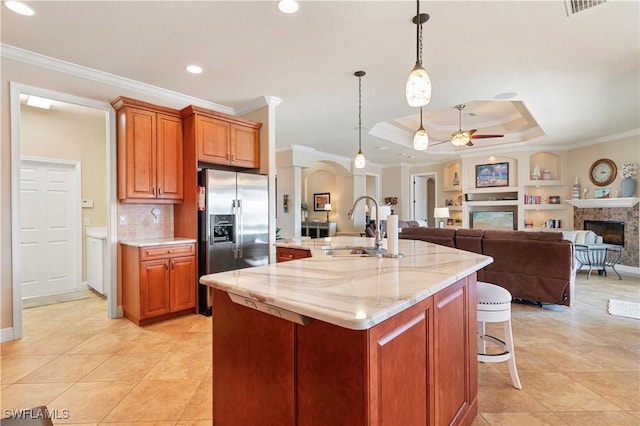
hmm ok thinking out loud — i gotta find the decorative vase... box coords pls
[620,177,636,197]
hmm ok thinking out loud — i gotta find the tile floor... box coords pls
[1,270,639,425]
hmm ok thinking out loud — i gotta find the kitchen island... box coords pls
[200,236,493,426]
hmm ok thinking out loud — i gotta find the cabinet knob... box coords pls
[168,249,173,253]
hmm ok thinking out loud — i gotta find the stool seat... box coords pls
[477,282,512,310]
[476,281,522,390]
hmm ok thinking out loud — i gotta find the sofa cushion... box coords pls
[399,227,456,247]
[483,229,563,242]
[455,229,484,254]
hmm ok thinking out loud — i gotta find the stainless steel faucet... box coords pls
[348,195,383,250]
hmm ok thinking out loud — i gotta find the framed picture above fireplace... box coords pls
[476,162,509,188]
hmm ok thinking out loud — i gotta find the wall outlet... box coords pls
[119,215,127,225]
[84,218,90,226]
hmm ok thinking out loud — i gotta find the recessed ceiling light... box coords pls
[4,1,34,16]
[495,91,518,100]
[375,146,389,150]
[277,0,299,14]
[27,95,53,109]
[186,65,203,74]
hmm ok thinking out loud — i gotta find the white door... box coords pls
[20,158,81,297]
[413,176,427,221]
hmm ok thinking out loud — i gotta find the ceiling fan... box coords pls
[450,104,504,146]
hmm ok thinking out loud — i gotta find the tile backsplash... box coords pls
[117,204,174,240]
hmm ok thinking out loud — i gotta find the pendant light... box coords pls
[413,107,429,150]
[405,0,431,107]
[354,71,366,169]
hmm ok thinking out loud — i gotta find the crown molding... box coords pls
[1,43,236,115]
[236,96,283,115]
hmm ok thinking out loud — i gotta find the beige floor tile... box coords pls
[478,374,548,413]
[555,410,640,425]
[0,334,93,357]
[169,332,211,353]
[179,374,212,421]
[188,317,212,333]
[65,333,135,355]
[142,314,200,334]
[81,352,165,382]
[16,353,111,383]
[0,382,74,412]
[116,333,176,354]
[48,381,136,424]
[521,372,622,412]
[479,412,567,425]
[566,371,640,411]
[0,355,57,384]
[102,380,198,422]
[98,423,175,426]
[471,413,491,425]
[175,421,212,426]
[143,351,211,381]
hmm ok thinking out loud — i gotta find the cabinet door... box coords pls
[170,255,196,312]
[433,276,477,425]
[197,116,231,165]
[140,259,171,318]
[231,124,259,168]
[122,107,157,199]
[156,113,183,200]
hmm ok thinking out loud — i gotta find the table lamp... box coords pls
[434,207,450,228]
[324,203,332,222]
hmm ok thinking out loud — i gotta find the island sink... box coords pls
[322,245,381,257]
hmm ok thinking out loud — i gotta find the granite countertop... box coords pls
[200,236,492,330]
[119,237,197,247]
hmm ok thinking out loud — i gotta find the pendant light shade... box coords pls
[413,107,429,151]
[406,1,431,107]
[354,71,366,169]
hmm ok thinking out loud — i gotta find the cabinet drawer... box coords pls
[277,247,311,263]
[140,243,195,261]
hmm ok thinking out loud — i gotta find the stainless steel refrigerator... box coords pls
[198,169,269,315]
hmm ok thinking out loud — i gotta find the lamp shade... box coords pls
[354,151,366,169]
[324,203,332,212]
[413,125,429,150]
[433,207,450,218]
[405,65,432,107]
[378,205,392,220]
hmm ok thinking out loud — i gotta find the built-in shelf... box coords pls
[442,185,463,192]
[448,206,462,211]
[564,198,640,208]
[466,186,519,194]
[524,179,566,187]
[467,200,518,207]
[523,204,567,211]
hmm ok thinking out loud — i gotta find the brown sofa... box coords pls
[400,228,575,306]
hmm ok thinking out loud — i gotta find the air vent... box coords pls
[565,0,607,16]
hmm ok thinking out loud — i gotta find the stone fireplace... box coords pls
[573,203,639,267]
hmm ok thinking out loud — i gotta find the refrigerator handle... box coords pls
[237,199,243,259]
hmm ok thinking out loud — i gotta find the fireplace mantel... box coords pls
[565,198,640,208]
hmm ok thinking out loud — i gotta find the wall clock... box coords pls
[589,158,617,186]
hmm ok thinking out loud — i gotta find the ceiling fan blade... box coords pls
[468,129,478,136]
[466,140,474,147]
[470,134,504,139]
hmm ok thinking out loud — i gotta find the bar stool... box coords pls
[477,281,522,389]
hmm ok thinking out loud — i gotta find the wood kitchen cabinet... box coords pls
[121,242,196,326]
[181,105,261,168]
[276,247,311,262]
[112,97,184,203]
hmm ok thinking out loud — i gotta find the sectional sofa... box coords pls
[399,227,576,307]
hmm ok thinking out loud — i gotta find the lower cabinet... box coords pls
[212,274,478,425]
[121,242,196,325]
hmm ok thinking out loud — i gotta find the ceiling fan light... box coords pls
[451,131,470,147]
[413,126,429,151]
[354,151,366,169]
[405,64,431,107]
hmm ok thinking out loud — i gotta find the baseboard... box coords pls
[1,327,14,343]
[616,265,640,276]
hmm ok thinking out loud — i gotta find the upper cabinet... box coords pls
[112,97,184,203]
[181,105,262,169]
